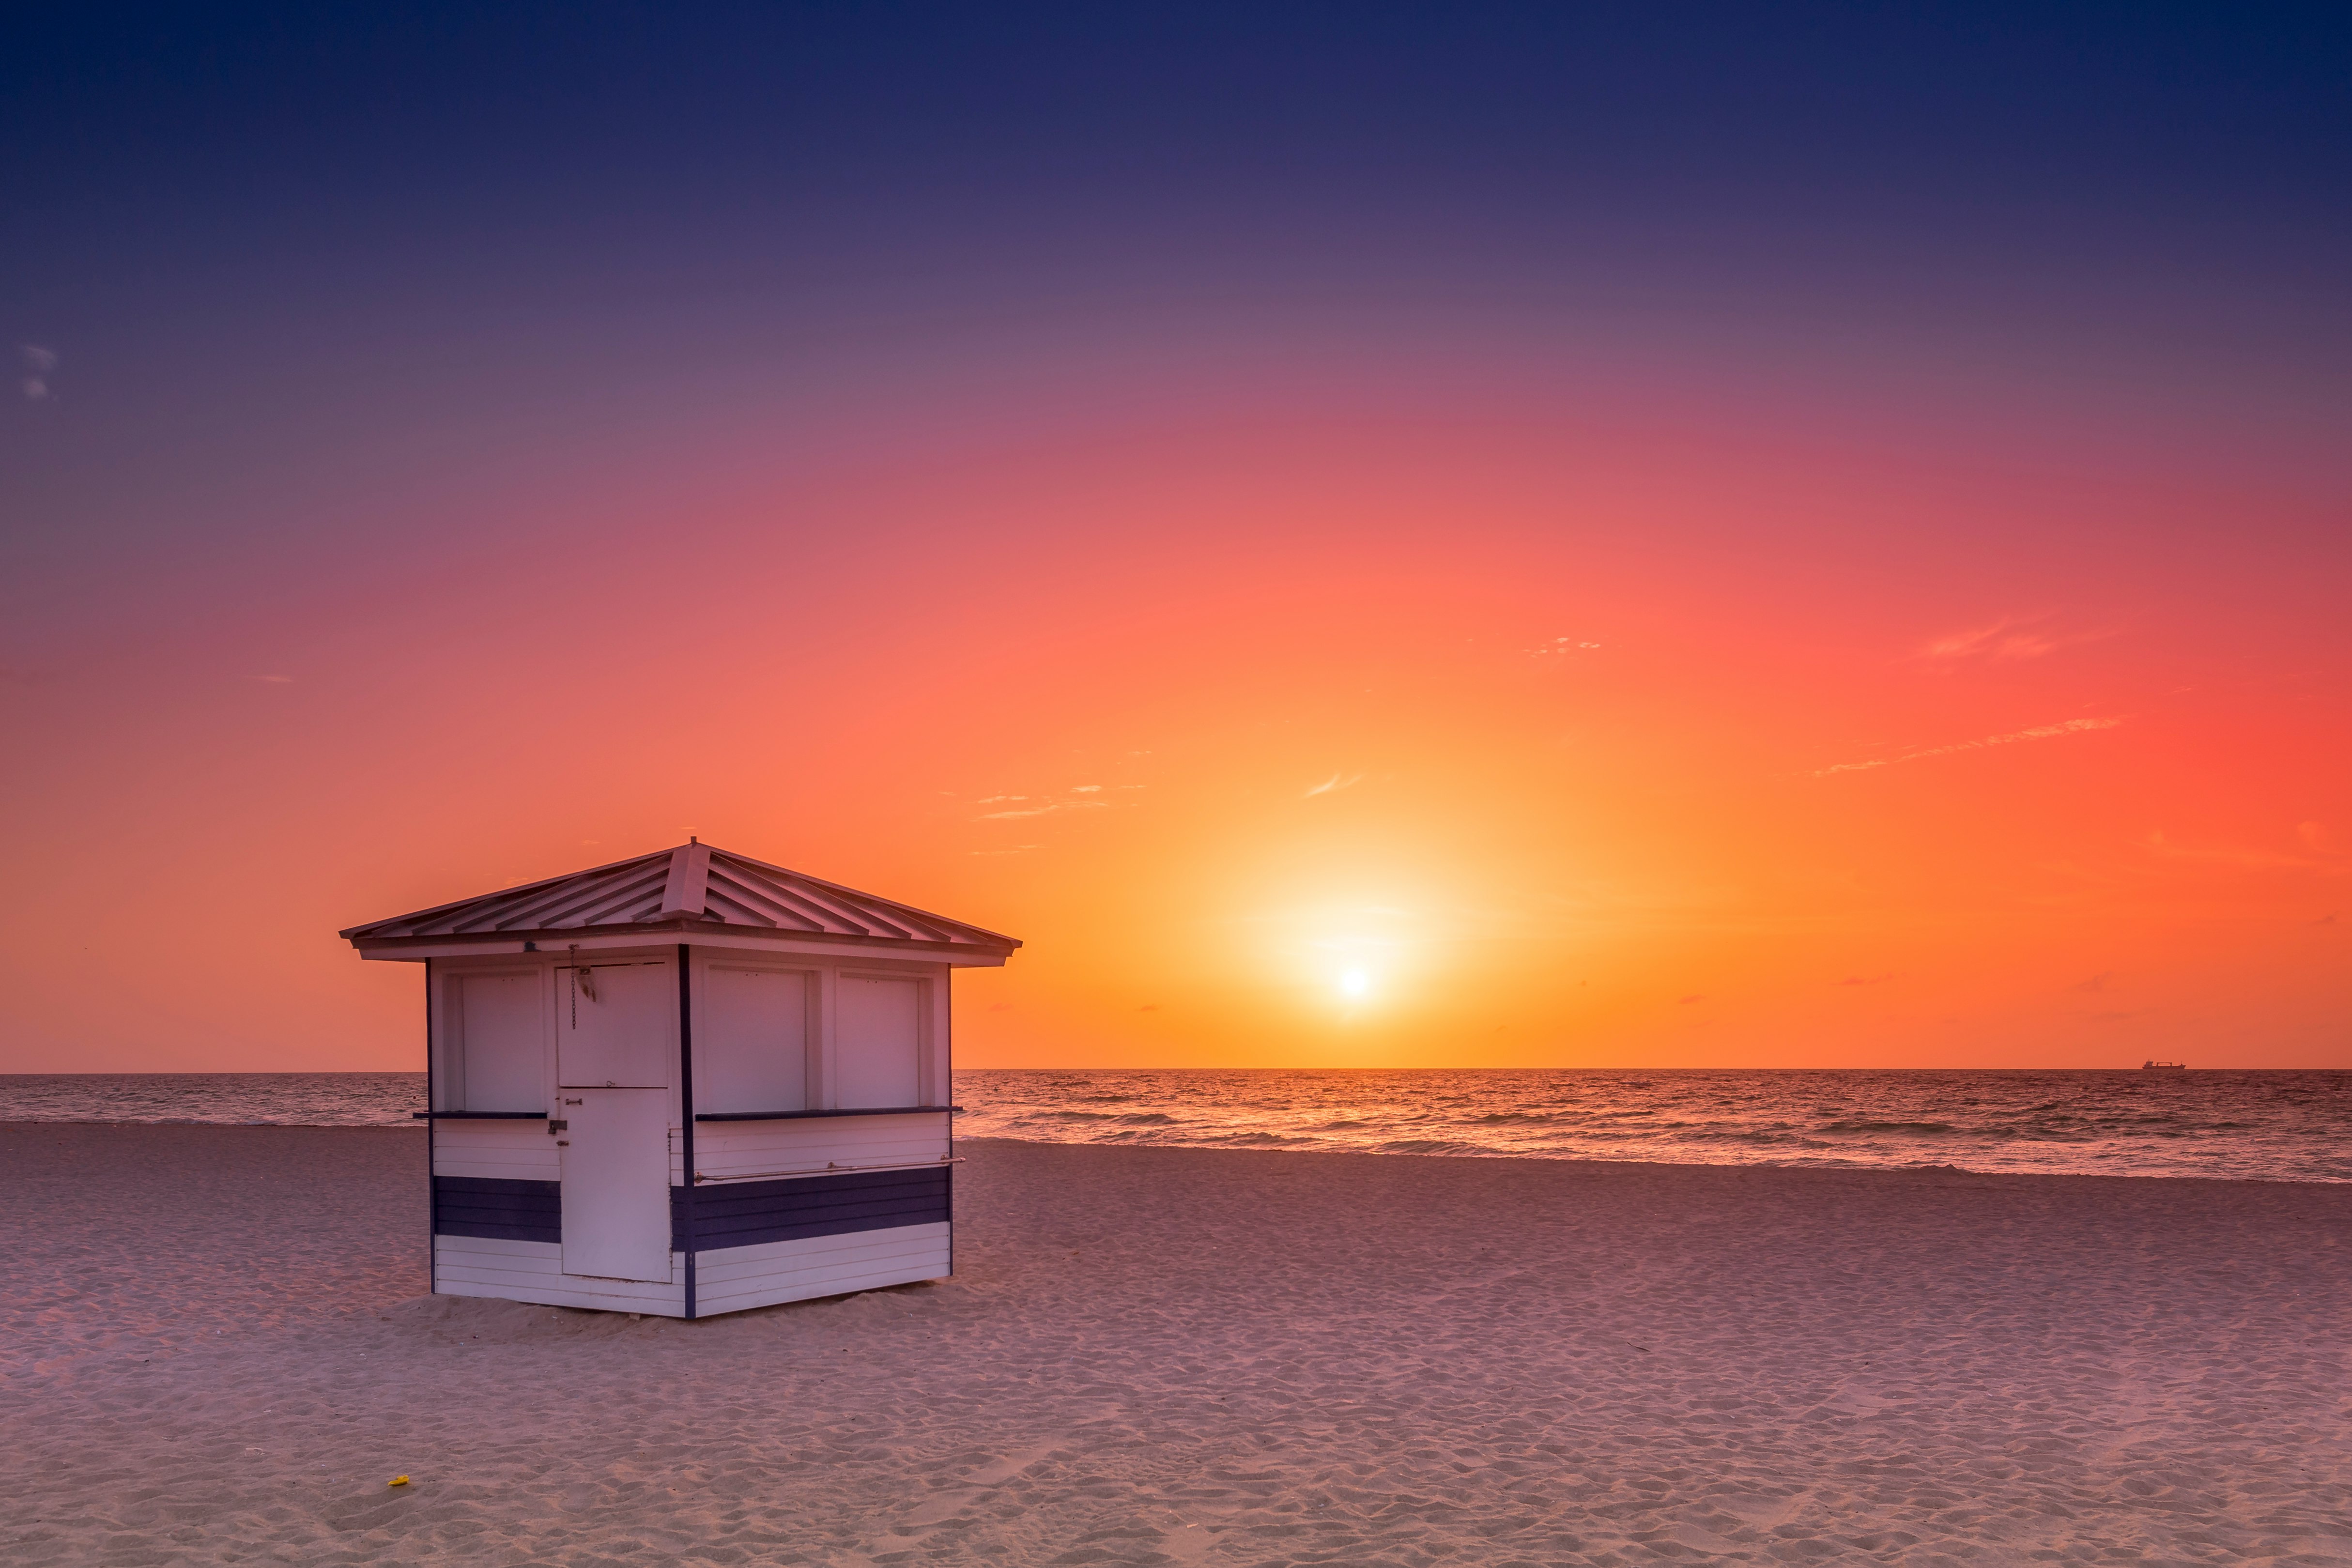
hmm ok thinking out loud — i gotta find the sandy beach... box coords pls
[4,1125,2347,1566]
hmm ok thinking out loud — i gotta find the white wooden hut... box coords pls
[340,841,1019,1319]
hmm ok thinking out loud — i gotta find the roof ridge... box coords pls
[656,841,713,921]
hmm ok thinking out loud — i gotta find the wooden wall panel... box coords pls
[693,1223,951,1316]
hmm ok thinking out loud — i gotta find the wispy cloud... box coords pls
[975,799,1107,820]
[1919,615,2110,664]
[253,674,294,684]
[971,784,1129,821]
[1815,716,2123,777]
[2146,830,2344,874]
[1303,773,1365,798]
[22,344,55,401]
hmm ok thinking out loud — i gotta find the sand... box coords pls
[2,1125,2347,1566]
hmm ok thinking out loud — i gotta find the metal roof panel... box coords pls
[339,843,1020,953]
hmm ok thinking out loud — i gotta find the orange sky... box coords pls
[5,339,2345,1071]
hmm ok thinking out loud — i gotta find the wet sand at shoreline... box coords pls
[3,1123,2347,1564]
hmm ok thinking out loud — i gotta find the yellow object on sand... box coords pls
[389,1476,409,1487]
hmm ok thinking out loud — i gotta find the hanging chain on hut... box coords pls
[567,943,598,1025]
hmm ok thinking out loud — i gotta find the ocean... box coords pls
[2,1068,2343,1182]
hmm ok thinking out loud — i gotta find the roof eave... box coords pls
[343,920,1019,958]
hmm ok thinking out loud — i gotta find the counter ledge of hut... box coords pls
[339,841,1020,1320]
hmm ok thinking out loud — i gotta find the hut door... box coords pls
[556,959,672,1088]
[558,1089,673,1283]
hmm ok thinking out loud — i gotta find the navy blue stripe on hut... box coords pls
[434,1175,562,1244]
[676,1166,950,1253]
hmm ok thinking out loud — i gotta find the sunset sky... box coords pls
[5,6,2348,1071]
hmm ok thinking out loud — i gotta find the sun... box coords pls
[1242,890,1431,1015]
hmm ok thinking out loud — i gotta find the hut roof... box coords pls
[340,843,1020,954]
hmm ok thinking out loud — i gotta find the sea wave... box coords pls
[951,1068,2351,1183]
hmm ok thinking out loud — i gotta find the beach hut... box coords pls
[340,841,1020,1319]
